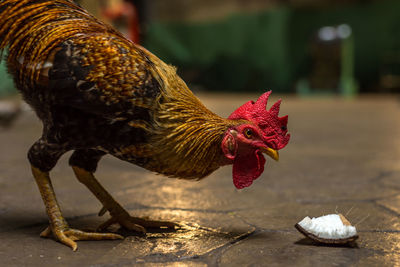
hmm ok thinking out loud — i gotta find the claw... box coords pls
[98,206,107,217]
[59,233,78,251]
[40,226,52,238]
[123,221,146,233]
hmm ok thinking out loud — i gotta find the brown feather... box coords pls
[0,0,121,84]
[0,0,249,180]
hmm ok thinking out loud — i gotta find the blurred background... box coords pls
[0,0,399,100]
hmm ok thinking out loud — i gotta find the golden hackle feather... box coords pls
[144,64,246,179]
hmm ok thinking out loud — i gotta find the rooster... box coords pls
[0,0,290,251]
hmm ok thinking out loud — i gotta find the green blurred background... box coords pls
[1,0,399,96]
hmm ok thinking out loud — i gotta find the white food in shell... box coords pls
[297,214,357,239]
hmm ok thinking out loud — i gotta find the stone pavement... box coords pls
[1,93,400,266]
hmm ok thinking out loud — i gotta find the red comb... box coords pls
[228,91,290,150]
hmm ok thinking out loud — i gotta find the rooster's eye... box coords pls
[281,126,287,131]
[244,128,253,139]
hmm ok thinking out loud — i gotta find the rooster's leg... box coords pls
[31,166,123,251]
[29,140,122,251]
[70,150,177,233]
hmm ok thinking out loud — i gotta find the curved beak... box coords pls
[260,147,279,161]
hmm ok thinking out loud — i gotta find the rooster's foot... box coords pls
[40,225,123,251]
[98,211,178,233]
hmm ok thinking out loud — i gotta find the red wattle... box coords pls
[232,150,266,189]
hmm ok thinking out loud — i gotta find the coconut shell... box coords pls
[295,223,359,245]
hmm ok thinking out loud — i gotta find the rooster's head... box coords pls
[222,91,290,189]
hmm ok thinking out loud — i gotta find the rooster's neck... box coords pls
[142,64,241,179]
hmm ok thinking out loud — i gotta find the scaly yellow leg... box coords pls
[72,166,177,232]
[31,166,123,251]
